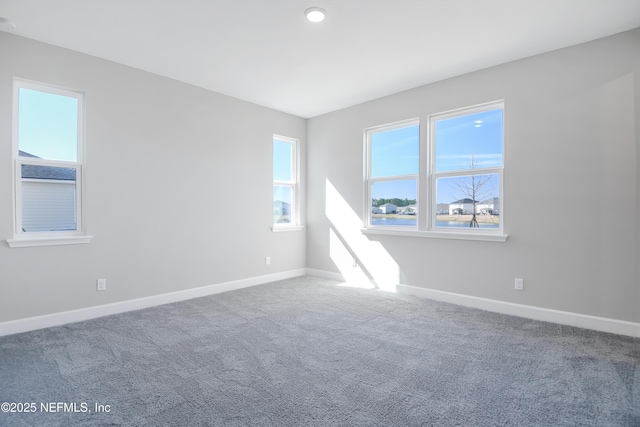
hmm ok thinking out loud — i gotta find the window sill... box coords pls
[6,235,94,248]
[271,225,304,233]
[361,228,507,242]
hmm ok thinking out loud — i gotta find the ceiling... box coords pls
[1,1,639,118]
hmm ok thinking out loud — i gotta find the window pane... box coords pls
[371,124,419,178]
[435,174,500,229]
[274,185,292,224]
[273,139,293,182]
[18,88,78,162]
[21,165,77,232]
[435,108,502,173]
[371,179,417,227]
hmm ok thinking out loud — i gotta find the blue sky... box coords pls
[435,109,503,173]
[371,125,419,178]
[371,124,419,202]
[371,109,502,204]
[273,139,293,182]
[18,88,78,162]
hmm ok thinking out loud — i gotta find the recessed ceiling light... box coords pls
[0,17,17,31]
[305,7,326,23]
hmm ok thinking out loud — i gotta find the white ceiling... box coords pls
[1,0,639,118]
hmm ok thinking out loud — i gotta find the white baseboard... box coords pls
[306,269,640,338]
[397,284,640,338]
[0,269,307,337]
[4,268,637,338]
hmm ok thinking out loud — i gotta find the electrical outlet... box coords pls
[97,279,107,291]
[514,278,524,291]
[265,256,270,265]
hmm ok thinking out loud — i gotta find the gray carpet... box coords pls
[1,276,639,426]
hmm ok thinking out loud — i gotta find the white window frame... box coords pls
[364,118,420,229]
[7,79,92,248]
[271,135,302,232]
[362,101,507,242]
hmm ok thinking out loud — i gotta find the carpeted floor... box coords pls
[1,275,639,426]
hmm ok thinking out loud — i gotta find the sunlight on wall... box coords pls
[325,179,399,291]
[329,228,374,288]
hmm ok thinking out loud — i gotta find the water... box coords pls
[435,221,500,229]
[371,218,416,226]
[371,218,500,229]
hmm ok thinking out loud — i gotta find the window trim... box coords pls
[362,101,507,242]
[361,227,507,242]
[7,78,92,248]
[271,134,302,231]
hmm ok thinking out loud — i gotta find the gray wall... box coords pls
[2,29,638,326]
[307,29,640,323]
[0,33,306,322]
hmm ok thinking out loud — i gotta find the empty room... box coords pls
[1,1,639,425]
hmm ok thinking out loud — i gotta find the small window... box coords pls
[8,79,91,247]
[365,120,419,228]
[431,102,504,232]
[273,135,299,227]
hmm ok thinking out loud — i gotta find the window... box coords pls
[365,119,419,228]
[431,102,504,233]
[272,135,300,230]
[7,79,91,247]
[364,101,505,241]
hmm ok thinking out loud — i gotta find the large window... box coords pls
[364,101,505,240]
[431,102,504,232]
[365,119,419,228]
[273,135,299,228]
[8,79,91,247]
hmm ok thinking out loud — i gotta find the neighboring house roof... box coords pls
[19,150,39,158]
[480,197,500,204]
[450,198,476,204]
[19,151,76,181]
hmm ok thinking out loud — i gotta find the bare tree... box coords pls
[450,157,495,228]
